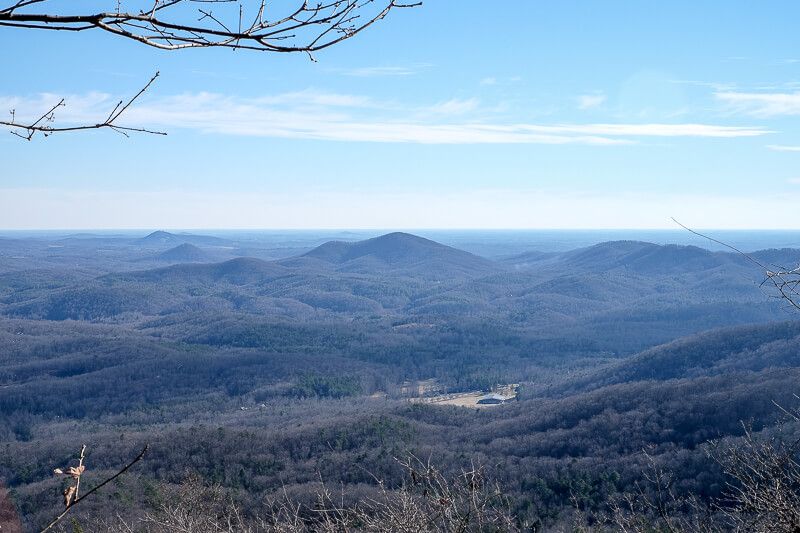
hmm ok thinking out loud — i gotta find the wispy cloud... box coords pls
[768,144,800,152]
[0,92,112,122]
[716,90,800,117]
[126,96,631,144]
[424,98,480,115]
[480,77,497,86]
[577,93,606,110]
[524,123,768,138]
[252,89,377,108]
[0,90,771,145]
[787,177,800,185]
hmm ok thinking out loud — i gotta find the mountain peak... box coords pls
[305,232,451,263]
[299,232,498,277]
[374,231,431,242]
[138,230,179,245]
[145,230,173,238]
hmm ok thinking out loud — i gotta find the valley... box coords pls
[0,229,799,529]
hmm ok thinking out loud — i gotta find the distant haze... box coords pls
[3,189,800,230]
[3,229,800,256]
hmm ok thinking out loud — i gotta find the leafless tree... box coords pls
[343,455,521,532]
[576,406,800,533]
[708,413,800,532]
[1,1,420,140]
[94,455,520,532]
[597,451,716,533]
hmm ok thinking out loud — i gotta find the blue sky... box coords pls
[2,1,800,229]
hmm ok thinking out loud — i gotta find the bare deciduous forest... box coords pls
[0,231,799,530]
[3,2,800,532]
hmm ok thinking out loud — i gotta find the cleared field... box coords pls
[410,385,518,408]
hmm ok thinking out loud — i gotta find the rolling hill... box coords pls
[293,232,500,278]
[118,256,289,285]
[557,320,800,395]
[4,232,800,529]
[505,240,749,275]
[155,243,213,263]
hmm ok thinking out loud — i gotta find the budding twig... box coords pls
[40,444,149,533]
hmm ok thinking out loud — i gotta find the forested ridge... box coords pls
[0,231,799,530]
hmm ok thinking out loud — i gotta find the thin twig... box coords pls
[1,72,165,141]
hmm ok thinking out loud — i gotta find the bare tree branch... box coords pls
[1,2,420,140]
[0,1,421,54]
[1,72,166,141]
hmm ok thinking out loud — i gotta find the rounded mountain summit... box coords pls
[295,232,498,278]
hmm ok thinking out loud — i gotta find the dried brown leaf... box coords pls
[63,486,76,507]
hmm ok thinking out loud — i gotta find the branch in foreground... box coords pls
[39,444,149,533]
[0,1,421,55]
[672,218,800,311]
[1,72,165,141]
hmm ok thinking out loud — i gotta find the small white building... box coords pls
[477,392,514,405]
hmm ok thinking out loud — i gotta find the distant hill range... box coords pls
[136,230,228,247]
[504,240,752,274]
[6,233,800,343]
[123,257,288,285]
[562,241,747,273]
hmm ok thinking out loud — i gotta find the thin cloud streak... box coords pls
[0,91,772,145]
[424,98,481,115]
[128,93,772,143]
[522,123,768,138]
[578,94,606,110]
[768,145,800,152]
[716,90,800,117]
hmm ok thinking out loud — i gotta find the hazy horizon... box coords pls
[5,227,800,255]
